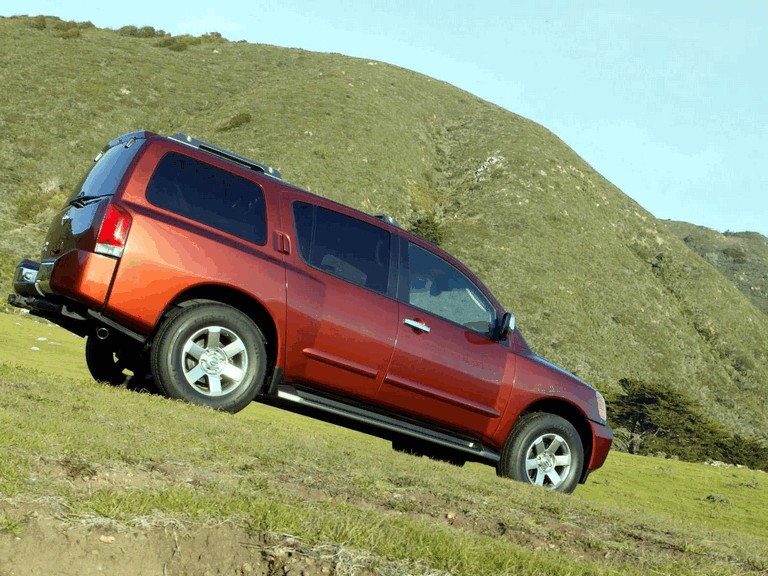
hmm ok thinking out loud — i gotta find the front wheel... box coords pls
[151,303,267,413]
[496,413,584,494]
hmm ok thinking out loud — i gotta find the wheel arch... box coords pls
[515,398,594,483]
[157,284,281,387]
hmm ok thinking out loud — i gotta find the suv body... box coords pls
[9,131,612,493]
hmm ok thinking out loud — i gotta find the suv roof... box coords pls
[169,133,282,180]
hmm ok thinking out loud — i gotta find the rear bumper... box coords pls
[8,258,145,343]
[12,259,43,297]
[12,250,117,307]
[41,250,117,308]
[9,256,92,337]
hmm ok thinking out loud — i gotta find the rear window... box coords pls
[146,152,267,245]
[67,136,146,203]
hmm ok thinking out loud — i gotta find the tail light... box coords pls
[95,203,132,258]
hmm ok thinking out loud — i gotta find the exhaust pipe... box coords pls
[96,327,109,340]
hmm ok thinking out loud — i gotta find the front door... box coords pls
[381,241,512,436]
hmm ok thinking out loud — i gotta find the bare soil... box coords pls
[0,503,370,576]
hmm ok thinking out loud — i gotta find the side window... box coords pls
[406,243,495,334]
[146,152,267,245]
[292,201,391,294]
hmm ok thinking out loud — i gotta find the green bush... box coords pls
[52,19,93,32]
[155,35,202,52]
[409,213,444,246]
[722,246,747,263]
[118,25,167,38]
[28,15,47,30]
[58,27,81,40]
[218,112,253,132]
[610,378,768,469]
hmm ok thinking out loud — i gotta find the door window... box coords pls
[292,201,391,294]
[406,243,495,334]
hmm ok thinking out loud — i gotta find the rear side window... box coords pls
[293,201,391,294]
[146,152,266,245]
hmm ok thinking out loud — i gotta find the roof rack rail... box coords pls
[375,214,401,228]
[170,133,282,179]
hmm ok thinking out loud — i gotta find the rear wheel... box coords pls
[151,303,267,413]
[496,413,584,493]
[85,334,126,385]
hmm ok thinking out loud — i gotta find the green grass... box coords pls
[0,14,766,472]
[0,310,766,575]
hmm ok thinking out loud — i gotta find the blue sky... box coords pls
[3,1,767,235]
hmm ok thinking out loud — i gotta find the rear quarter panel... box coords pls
[103,139,287,341]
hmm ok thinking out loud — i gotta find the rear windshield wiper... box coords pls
[68,194,106,208]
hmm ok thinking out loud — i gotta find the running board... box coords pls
[274,384,500,463]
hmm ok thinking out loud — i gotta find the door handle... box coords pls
[404,318,430,333]
[275,231,292,254]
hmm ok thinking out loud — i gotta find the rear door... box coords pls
[41,133,147,261]
[380,240,512,436]
[279,193,399,403]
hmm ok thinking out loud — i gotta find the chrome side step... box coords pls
[274,384,500,463]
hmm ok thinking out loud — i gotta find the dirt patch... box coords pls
[0,503,389,576]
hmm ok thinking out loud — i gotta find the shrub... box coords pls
[52,19,93,33]
[610,377,767,469]
[722,246,747,263]
[218,112,253,132]
[118,25,167,38]
[201,32,224,43]
[409,213,444,246]
[28,15,47,30]
[58,27,81,40]
[155,35,202,52]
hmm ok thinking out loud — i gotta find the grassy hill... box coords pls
[665,221,768,317]
[0,15,766,469]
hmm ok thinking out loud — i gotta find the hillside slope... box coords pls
[0,15,765,467]
[665,221,768,316]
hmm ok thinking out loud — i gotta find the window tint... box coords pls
[146,152,267,245]
[68,137,146,203]
[292,201,391,294]
[406,243,495,333]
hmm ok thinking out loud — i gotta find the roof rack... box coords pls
[170,133,282,180]
[375,214,401,228]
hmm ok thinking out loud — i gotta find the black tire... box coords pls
[151,303,267,413]
[496,413,584,494]
[85,335,127,385]
[122,353,159,395]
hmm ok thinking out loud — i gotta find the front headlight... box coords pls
[596,390,607,424]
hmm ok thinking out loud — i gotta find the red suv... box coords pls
[9,131,611,493]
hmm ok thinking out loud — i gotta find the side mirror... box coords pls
[493,312,515,341]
